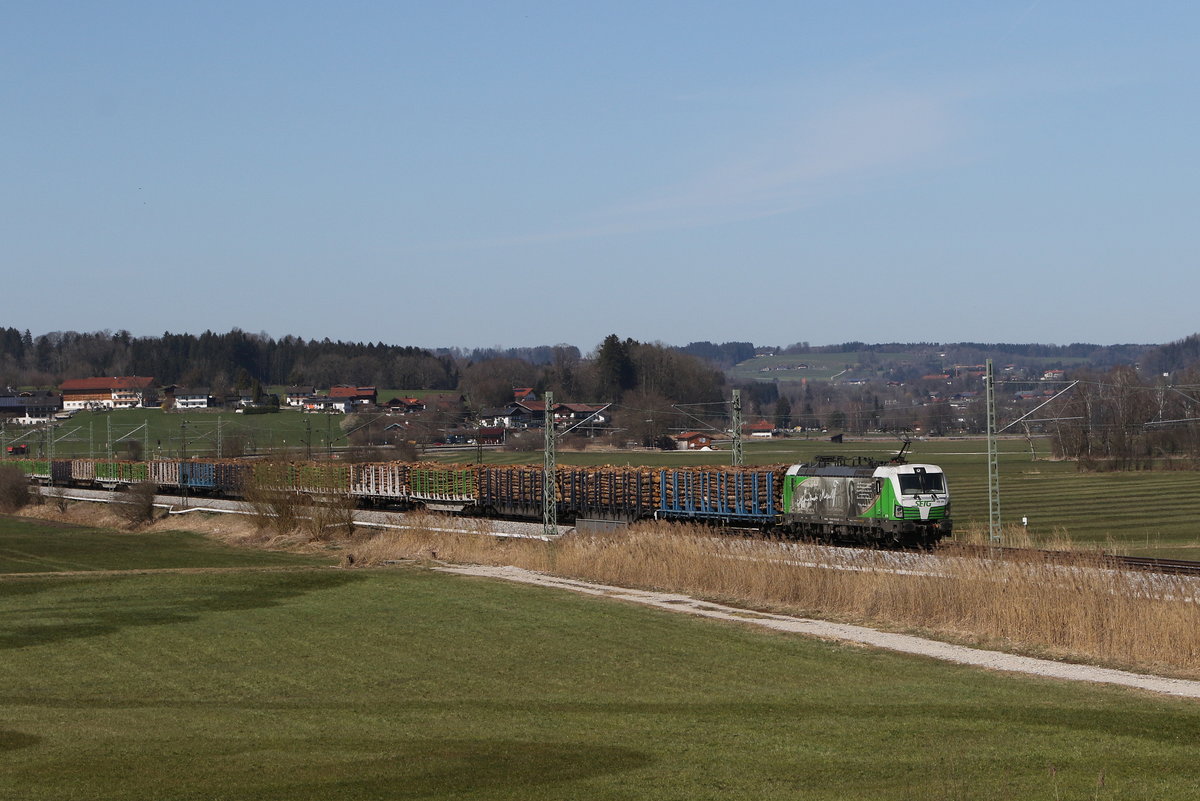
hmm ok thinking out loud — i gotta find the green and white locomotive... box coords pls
[781,459,951,547]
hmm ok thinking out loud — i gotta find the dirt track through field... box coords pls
[436,563,1200,700]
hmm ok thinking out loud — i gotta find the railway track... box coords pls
[1112,555,1200,577]
[943,543,1200,577]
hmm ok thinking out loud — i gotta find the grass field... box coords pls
[729,351,867,382]
[4,407,341,460]
[4,516,1200,800]
[0,518,331,574]
[727,350,1094,384]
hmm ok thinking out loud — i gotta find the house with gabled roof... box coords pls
[303,396,352,414]
[743,420,777,438]
[60,376,156,410]
[479,400,611,434]
[674,431,717,450]
[162,386,213,410]
[285,386,316,407]
[328,385,377,407]
[0,390,62,424]
[383,396,426,414]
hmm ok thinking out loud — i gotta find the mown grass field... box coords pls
[7,407,338,459]
[4,516,1200,800]
[727,350,1093,384]
[729,351,865,382]
[0,517,331,574]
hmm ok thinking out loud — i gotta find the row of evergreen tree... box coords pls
[0,328,457,392]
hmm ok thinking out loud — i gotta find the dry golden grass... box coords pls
[953,521,1124,553]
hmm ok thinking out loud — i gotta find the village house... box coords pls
[551,403,611,436]
[328,385,377,408]
[284,386,316,407]
[303,396,353,414]
[162,386,213,410]
[479,400,610,434]
[442,426,506,446]
[59,377,157,410]
[383,396,426,414]
[508,400,547,428]
[478,404,521,428]
[674,431,717,450]
[0,390,62,425]
[743,420,777,438]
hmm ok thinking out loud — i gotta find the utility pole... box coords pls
[543,391,556,537]
[731,389,744,466]
[106,417,113,460]
[45,420,53,488]
[985,359,1002,544]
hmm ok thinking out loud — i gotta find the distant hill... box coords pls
[708,342,1157,384]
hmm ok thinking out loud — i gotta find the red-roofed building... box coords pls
[743,420,776,438]
[327,385,377,407]
[383,396,426,413]
[60,376,156,410]
[674,431,717,450]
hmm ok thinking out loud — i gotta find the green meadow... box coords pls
[3,515,1200,800]
[4,408,340,459]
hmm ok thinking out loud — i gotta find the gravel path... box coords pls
[437,563,1200,700]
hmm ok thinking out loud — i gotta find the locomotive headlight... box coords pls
[894,504,905,517]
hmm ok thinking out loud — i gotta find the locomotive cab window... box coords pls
[898,470,945,495]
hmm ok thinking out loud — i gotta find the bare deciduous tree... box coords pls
[113,481,158,528]
[0,466,31,512]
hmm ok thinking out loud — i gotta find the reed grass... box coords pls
[349,516,1200,677]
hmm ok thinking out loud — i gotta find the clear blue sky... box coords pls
[4,2,1196,352]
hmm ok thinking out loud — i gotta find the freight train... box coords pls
[7,455,951,547]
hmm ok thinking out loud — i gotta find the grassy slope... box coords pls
[3,522,1200,800]
[0,517,331,573]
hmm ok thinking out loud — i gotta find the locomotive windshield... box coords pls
[898,470,945,495]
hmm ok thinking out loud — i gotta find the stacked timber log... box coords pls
[556,465,659,515]
[479,464,543,506]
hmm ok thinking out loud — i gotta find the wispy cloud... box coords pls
[471,90,957,248]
